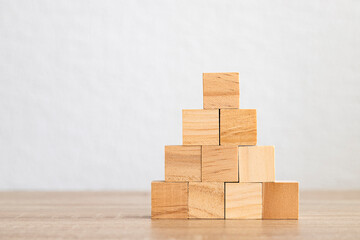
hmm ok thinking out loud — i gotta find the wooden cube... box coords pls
[225,183,262,219]
[188,182,224,219]
[202,145,238,182]
[165,145,201,182]
[203,72,239,109]
[151,181,188,219]
[182,109,219,145]
[239,146,275,182]
[263,182,299,219]
[220,109,257,145]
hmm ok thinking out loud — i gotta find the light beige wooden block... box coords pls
[203,72,239,109]
[263,182,299,219]
[239,146,275,182]
[165,146,201,182]
[151,181,188,219]
[182,109,219,145]
[188,182,224,219]
[225,183,262,219]
[202,145,238,182]
[220,109,257,145]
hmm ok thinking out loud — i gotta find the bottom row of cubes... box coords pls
[151,181,298,219]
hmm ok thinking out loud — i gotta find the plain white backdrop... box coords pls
[0,0,359,190]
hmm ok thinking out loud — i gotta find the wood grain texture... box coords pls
[220,109,257,145]
[189,182,224,219]
[202,145,238,182]
[1,191,360,239]
[182,109,219,145]
[151,181,188,219]
[225,183,262,219]
[165,146,201,182]
[203,72,239,109]
[239,146,275,182]
[263,182,299,219]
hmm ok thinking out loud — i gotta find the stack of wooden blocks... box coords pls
[151,72,299,220]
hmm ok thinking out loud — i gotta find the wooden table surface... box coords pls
[0,191,359,240]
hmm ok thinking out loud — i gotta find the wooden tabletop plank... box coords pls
[0,191,359,239]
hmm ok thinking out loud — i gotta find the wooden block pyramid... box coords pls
[151,72,299,220]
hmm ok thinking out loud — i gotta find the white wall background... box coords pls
[0,0,359,191]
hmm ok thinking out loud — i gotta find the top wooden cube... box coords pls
[203,72,239,109]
